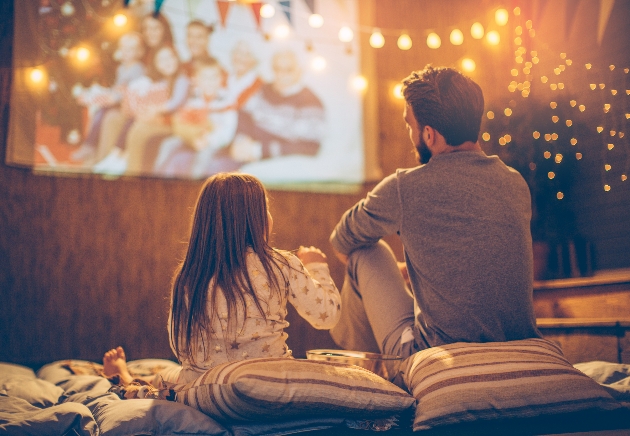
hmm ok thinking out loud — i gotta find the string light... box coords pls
[311,55,326,71]
[486,30,500,45]
[548,172,556,179]
[450,29,464,45]
[570,138,577,145]
[30,68,44,83]
[338,26,354,42]
[533,131,540,139]
[487,111,495,119]
[426,33,441,49]
[397,33,412,50]
[608,143,614,150]
[75,47,90,62]
[369,29,385,48]
[471,22,484,39]
[504,108,512,116]
[113,13,127,27]
[482,132,490,141]
[576,153,582,160]
[308,14,324,28]
[393,83,404,99]
[604,185,611,191]
[351,75,368,92]
[273,24,290,38]
[557,192,564,200]
[461,58,476,72]
[495,8,509,26]
[260,4,275,18]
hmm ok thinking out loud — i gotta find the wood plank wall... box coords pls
[1,0,629,367]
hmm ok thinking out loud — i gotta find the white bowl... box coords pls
[306,349,402,379]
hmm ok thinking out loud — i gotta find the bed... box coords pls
[2,338,630,435]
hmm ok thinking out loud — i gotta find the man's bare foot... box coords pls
[103,346,134,386]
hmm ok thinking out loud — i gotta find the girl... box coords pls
[94,44,190,174]
[103,173,341,385]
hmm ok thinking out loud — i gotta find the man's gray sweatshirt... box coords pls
[330,151,542,347]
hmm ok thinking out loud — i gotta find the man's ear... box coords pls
[423,125,435,146]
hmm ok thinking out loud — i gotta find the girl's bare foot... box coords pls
[103,346,134,385]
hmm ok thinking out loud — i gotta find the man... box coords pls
[329,65,542,367]
[230,49,325,163]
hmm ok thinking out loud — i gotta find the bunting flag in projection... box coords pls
[304,0,315,14]
[155,0,165,15]
[217,1,231,26]
[280,1,291,25]
[250,2,263,28]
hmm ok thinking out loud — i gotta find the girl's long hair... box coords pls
[170,173,288,365]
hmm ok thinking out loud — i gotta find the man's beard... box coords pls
[415,136,432,164]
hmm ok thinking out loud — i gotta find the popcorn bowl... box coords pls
[306,349,402,380]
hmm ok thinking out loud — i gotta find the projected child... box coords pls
[224,40,262,110]
[152,59,237,177]
[93,44,189,175]
[71,32,145,164]
[181,20,216,77]
[231,49,325,164]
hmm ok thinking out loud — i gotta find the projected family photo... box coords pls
[8,0,364,183]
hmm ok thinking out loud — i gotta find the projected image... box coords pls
[8,0,364,183]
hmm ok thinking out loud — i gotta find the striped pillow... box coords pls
[402,338,623,431]
[171,357,415,422]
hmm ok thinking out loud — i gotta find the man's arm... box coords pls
[330,172,401,262]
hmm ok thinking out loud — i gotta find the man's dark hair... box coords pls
[401,65,484,146]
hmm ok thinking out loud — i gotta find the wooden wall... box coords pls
[1,0,629,368]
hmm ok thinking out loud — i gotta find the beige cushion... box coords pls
[171,357,415,422]
[402,338,623,431]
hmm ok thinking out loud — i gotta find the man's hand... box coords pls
[297,246,327,264]
[398,261,410,287]
[332,247,348,266]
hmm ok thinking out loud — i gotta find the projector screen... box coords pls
[7,0,368,185]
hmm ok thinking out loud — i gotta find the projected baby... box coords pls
[152,59,237,177]
[71,32,145,164]
[231,49,325,163]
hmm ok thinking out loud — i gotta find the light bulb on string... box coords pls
[486,31,500,45]
[369,29,385,48]
[338,26,354,42]
[461,58,476,72]
[260,4,275,18]
[397,33,412,50]
[495,8,509,26]
[471,22,484,39]
[351,75,368,92]
[426,32,441,49]
[450,29,464,45]
[273,24,290,39]
[113,13,127,27]
[75,47,90,62]
[311,55,326,71]
[308,14,323,28]
[30,68,45,84]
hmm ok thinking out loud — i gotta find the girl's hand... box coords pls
[297,246,327,265]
